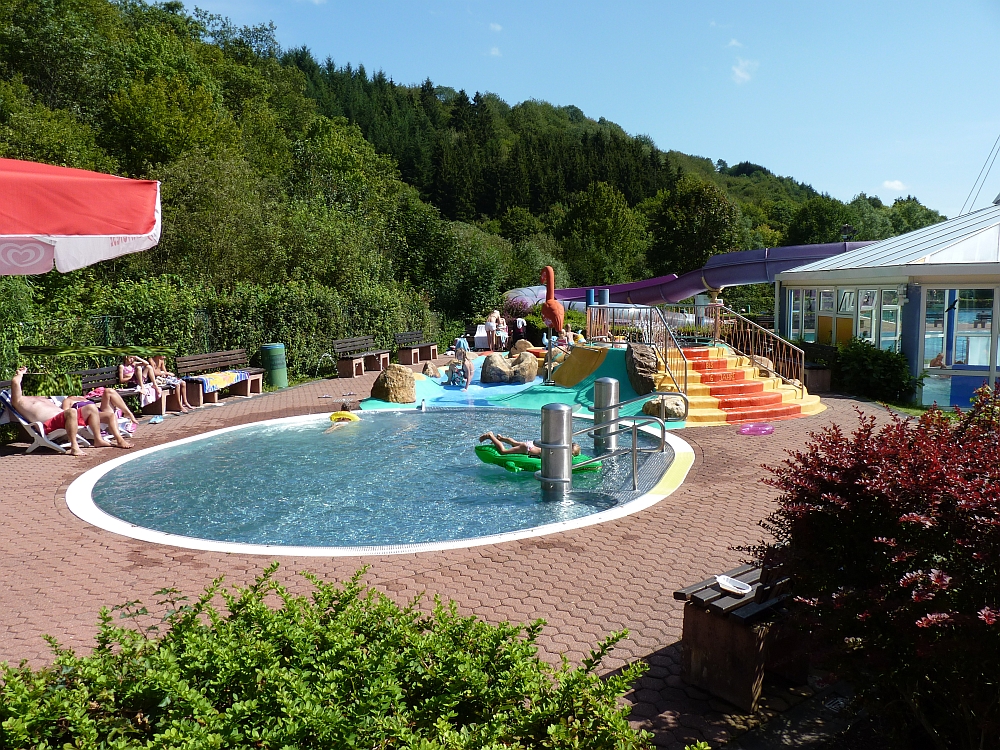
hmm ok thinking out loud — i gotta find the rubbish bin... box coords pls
[260,343,288,389]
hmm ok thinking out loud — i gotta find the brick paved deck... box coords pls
[0,365,875,748]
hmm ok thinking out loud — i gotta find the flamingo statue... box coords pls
[540,265,564,332]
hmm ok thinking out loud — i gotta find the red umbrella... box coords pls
[0,158,160,275]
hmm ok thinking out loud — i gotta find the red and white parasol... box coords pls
[0,158,160,275]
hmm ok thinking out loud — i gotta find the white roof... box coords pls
[784,202,1000,274]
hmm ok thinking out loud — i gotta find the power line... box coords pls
[972,138,1000,211]
[960,130,1000,215]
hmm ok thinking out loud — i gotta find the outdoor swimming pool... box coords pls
[70,408,688,554]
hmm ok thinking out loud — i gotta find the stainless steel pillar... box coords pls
[538,403,573,499]
[593,377,619,453]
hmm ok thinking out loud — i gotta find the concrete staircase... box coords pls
[658,346,824,426]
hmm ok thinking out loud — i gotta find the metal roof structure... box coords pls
[783,201,1000,274]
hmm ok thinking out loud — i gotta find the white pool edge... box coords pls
[65,410,695,557]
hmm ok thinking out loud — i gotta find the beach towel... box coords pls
[185,369,248,393]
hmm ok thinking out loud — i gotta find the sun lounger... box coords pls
[0,389,93,454]
[473,324,489,350]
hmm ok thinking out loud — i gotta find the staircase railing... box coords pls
[703,303,805,397]
[586,304,688,396]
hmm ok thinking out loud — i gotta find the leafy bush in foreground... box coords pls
[750,390,1000,748]
[0,566,651,749]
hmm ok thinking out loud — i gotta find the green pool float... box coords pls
[474,444,602,474]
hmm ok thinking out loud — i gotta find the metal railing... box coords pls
[586,304,689,396]
[558,414,669,491]
[703,303,805,396]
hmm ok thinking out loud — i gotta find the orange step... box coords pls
[705,380,765,395]
[714,392,784,409]
[690,358,733,371]
[697,369,748,383]
[723,403,804,423]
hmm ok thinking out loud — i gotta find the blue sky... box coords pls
[188,0,1000,217]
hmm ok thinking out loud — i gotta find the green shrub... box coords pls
[523,306,587,346]
[834,338,920,403]
[0,566,652,749]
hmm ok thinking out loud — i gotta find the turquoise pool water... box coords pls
[90,409,668,548]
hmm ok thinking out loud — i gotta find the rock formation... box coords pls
[625,342,659,395]
[370,364,416,403]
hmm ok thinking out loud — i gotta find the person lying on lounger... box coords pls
[478,431,581,457]
[10,367,132,455]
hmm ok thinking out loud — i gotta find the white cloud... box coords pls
[490,46,501,56]
[731,58,758,84]
[883,179,906,191]
[489,22,502,32]
[728,38,742,47]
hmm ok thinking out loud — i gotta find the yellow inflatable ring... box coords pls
[330,411,360,422]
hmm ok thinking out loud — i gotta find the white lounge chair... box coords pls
[0,390,95,454]
[473,324,489,350]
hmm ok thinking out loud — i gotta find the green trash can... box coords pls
[260,343,288,389]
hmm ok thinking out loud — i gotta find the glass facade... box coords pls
[783,283,1000,407]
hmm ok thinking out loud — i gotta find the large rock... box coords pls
[370,364,415,403]
[642,395,687,421]
[480,353,514,383]
[625,342,659,396]
[509,338,533,357]
[422,362,441,378]
[509,351,538,383]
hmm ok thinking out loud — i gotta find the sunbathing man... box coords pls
[479,431,581,457]
[9,367,132,455]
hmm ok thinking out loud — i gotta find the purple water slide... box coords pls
[553,242,873,304]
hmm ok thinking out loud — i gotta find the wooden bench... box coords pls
[673,564,805,712]
[71,365,180,416]
[333,336,389,378]
[394,331,438,365]
[175,349,263,407]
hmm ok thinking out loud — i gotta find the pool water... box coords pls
[91,409,667,548]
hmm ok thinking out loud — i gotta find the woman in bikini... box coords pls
[119,355,162,400]
[478,432,581,457]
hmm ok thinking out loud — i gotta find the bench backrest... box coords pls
[333,336,376,356]
[176,349,249,376]
[72,365,121,393]
[394,331,424,346]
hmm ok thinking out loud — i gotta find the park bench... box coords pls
[394,331,438,365]
[71,365,180,416]
[333,336,389,378]
[176,349,263,407]
[673,563,806,712]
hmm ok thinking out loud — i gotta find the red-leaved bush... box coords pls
[750,389,1000,749]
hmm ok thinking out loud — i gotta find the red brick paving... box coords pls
[0,363,877,748]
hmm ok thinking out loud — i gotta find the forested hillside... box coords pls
[0,0,948,380]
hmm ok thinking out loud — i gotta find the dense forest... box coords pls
[0,0,947,379]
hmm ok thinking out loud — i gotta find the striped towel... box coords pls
[185,369,248,394]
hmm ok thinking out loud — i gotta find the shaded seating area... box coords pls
[673,564,802,712]
[176,349,263,407]
[333,336,389,378]
[394,331,438,365]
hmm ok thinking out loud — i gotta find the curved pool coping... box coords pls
[65,410,695,557]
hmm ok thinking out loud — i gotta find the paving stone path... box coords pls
[0,367,879,748]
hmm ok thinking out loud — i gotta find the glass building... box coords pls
[776,201,1000,407]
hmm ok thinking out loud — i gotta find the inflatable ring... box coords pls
[474,444,601,474]
[330,411,360,422]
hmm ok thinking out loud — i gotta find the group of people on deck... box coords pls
[6,353,199,458]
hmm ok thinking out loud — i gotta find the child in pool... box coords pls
[478,432,581,457]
